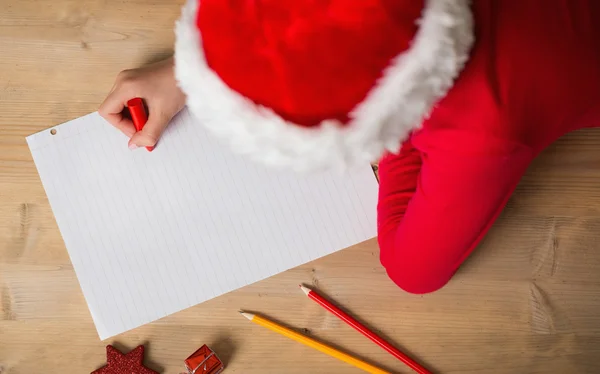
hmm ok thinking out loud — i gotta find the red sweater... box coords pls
[174,0,600,293]
[379,1,600,292]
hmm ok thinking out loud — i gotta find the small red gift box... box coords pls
[183,345,224,374]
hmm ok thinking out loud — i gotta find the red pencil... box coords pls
[126,97,154,152]
[300,285,431,374]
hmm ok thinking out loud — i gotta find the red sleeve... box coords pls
[377,131,534,294]
[377,140,422,264]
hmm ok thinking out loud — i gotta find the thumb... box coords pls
[128,111,171,149]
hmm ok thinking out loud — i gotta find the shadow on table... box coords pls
[210,335,238,367]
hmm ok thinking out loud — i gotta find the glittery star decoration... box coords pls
[91,345,158,374]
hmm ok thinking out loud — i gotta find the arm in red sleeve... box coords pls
[377,139,422,268]
[377,130,534,294]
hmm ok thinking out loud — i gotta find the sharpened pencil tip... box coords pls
[240,312,255,320]
[299,285,311,296]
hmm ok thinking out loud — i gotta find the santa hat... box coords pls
[175,0,474,171]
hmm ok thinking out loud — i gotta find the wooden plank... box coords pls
[2,0,600,373]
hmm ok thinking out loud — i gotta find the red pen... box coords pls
[126,97,154,152]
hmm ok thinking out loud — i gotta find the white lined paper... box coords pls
[26,108,378,340]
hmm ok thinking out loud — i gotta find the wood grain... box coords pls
[2,1,600,373]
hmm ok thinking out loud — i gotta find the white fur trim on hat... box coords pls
[175,0,474,171]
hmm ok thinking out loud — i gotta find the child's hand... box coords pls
[99,56,186,149]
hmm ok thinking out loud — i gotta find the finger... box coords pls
[108,114,136,138]
[127,111,171,148]
[99,86,137,138]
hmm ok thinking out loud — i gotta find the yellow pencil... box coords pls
[240,312,390,374]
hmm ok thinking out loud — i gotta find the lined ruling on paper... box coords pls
[26,108,378,340]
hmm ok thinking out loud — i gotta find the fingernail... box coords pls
[128,143,138,150]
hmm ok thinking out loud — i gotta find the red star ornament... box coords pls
[91,345,158,374]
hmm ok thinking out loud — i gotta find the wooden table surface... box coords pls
[3,1,600,373]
